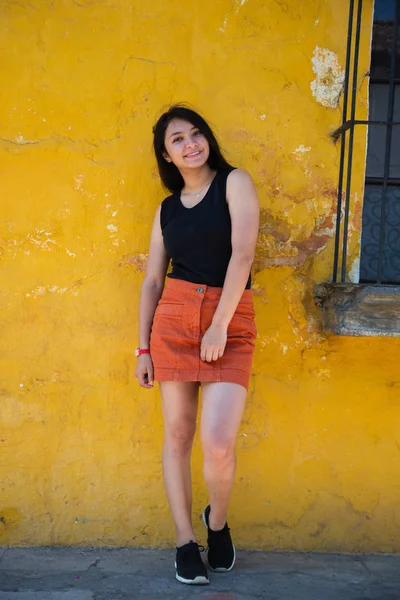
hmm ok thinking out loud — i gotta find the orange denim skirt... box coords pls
[149,278,257,390]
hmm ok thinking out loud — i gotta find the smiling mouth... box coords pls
[184,150,202,158]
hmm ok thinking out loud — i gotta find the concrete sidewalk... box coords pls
[0,547,399,600]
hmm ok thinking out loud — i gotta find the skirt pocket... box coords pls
[150,302,185,370]
[155,303,184,317]
[228,311,257,341]
[221,312,256,380]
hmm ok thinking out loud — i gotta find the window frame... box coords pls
[330,0,400,285]
[316,0,400,337]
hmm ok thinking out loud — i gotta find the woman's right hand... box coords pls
[134,354,155,389]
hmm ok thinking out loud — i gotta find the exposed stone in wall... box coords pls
[315,283,400,336]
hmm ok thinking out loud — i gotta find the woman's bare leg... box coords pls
[160,381,200,546]
[200,382,247,530]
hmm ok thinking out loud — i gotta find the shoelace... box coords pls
[180,543,205,559]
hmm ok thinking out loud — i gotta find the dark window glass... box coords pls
[359,0,400,283]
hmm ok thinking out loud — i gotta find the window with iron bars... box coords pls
[332,0,400,285]
[315,0,400,336]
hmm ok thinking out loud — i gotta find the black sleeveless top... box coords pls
[160,169,252,289]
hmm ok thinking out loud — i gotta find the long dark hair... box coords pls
[152,104,234,194]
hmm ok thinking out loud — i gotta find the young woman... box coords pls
[135,105,259,585]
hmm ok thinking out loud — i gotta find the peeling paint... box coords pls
[26,284,77,298]
[310,46,345,108]
[118,253,148,271]
[349,256,360,283]
[219,15,228,32]
[28,231,57,251]
[234,0,247,14]
[73,174,85,191]
[292,145,311,154]
[253,196,337,272]
[74,517,110,524]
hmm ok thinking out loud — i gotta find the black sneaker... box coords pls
[202,505,236,572]
[175,540,209,585]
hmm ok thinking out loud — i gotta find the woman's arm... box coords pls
[212,169,260,325]
[135,204,170,387]
[200,169,260,363]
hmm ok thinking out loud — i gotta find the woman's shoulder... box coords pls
[226,168,253,185]
[226,169,257,204]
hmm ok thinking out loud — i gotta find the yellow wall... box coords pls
[2,0,399,553]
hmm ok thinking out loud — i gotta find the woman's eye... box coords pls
[194,130,202,136]
[173,137,183,143]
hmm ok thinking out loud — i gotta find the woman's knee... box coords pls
[164,420,196,456]
[202,432,235,464]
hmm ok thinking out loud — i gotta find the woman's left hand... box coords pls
[200,323,228,362]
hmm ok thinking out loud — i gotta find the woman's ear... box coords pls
[163,152,172,163]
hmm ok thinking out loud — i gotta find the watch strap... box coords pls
[135,348,150,357]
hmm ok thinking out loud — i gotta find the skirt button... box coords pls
[197,287,204,293]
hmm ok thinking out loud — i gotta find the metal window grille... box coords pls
[332,0,400,284]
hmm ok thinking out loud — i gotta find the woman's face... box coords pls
[163,118,210,171]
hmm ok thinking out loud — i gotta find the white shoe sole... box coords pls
[202,507,236,572]
[174,562,209,585]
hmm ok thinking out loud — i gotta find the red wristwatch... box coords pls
[135,348,150,357]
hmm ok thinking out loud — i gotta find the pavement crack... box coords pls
[358,556,373,576]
